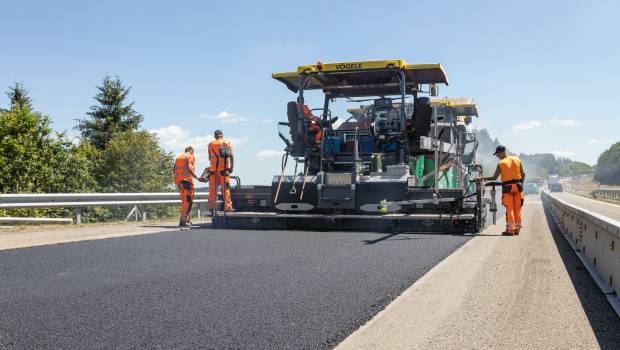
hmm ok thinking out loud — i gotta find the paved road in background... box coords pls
[553,192,620,222]
[0,227,470,349]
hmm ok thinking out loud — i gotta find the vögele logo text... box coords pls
[335,63,362,70]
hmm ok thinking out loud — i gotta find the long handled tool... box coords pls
[274,152,289,203]
[289,158,299,194]
[300,160,310,200]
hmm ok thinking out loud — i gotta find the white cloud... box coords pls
[587,138,609,144]
[550,150,577,158]
[151,124,247,154]
[549,118,580,127]
[513,120,541,130]
[203,110,249,124]
[513,118,580,131]
[255,149,285,161]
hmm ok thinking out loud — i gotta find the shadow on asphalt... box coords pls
[138,225,179,229]
[543,206,620,349]
[363,233,464,244]
[364,233,401,244]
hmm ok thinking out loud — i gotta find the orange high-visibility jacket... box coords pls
[302,104,322,143]
[208,139,233,172]
[499,155,523,183]
[174,152,195,185]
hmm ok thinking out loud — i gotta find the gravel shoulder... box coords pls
[337,199,620,349]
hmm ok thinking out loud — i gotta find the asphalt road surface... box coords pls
[0,227,470,349]
[553,191,620,222]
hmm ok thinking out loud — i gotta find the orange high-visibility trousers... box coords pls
[178,180,195,222]
[208,173,233,211]
[502,183,522,234]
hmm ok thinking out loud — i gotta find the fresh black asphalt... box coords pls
[0,227,471,349]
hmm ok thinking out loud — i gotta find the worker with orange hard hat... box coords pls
[207,129,234,214]
[482,145,526,236]
[173,145,199,227]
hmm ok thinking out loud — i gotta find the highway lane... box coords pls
[551,191,620,222]
[0,227,470,349]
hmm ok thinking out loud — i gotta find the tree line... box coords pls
[473,128,619,184]
[0,78,175,221]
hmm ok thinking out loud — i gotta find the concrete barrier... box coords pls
[542,191,620,315]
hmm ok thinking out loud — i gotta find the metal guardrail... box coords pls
[542,191,620,316]
[593,189,620,201]
[0,193,210,224]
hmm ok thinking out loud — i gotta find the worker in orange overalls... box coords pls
[208,129,234,214]
[482,145,526,236]
[302,104,322,145]
[173,146,198,227]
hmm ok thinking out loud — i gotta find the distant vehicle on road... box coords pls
[524,182,540,195]
[548,174,560,190]
[549,183,563,192]
[530,177,544,187]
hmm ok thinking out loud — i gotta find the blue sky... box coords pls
[1,0,619,184]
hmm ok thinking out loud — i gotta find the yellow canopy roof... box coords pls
[346,97,478,117]
[272,59,449,96]
[431,97,478,117]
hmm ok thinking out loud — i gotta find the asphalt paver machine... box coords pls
[216,60,489,234]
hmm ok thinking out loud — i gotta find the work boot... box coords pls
[502,231,515,236]
[179,219,189,227]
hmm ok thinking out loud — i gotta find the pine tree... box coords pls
[6,82,32,109]
[77,76,143,149]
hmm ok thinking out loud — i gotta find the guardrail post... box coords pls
[142,207,147,222]
[75,207,82,225]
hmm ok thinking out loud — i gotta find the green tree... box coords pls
[6,82,32,109]
[594,141,620,185]
[0,97,96,193]
[77,76,143,149]
[92,130,176,219]
[0,85,97,218]
[97,130,174,193]
[557,158,594,177]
